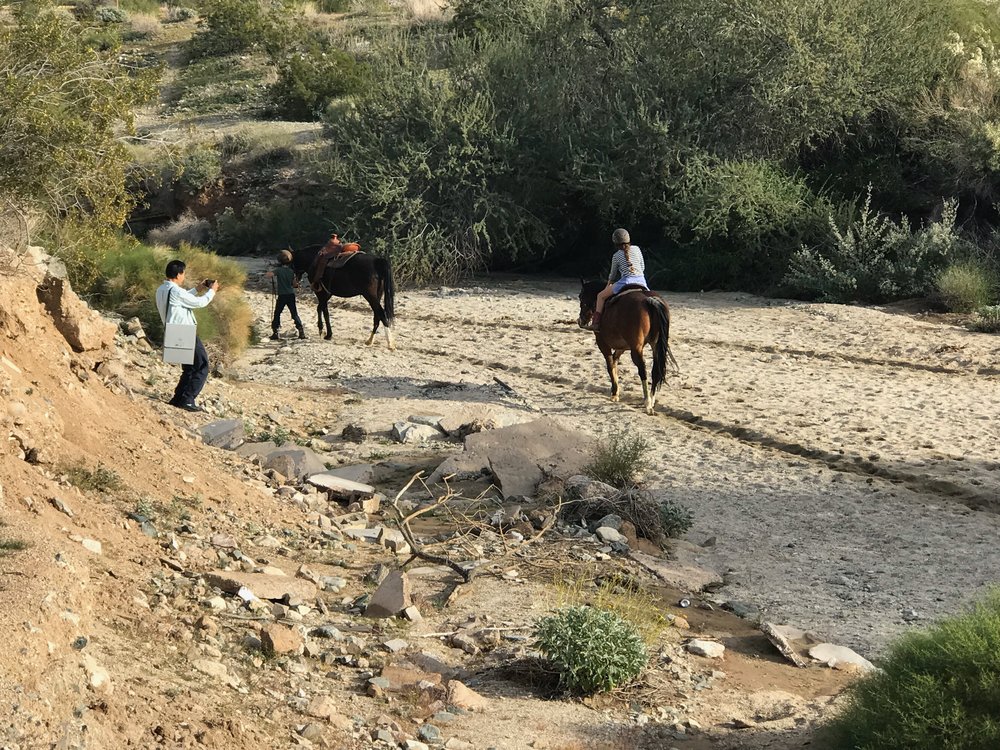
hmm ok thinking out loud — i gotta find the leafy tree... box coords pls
[0,4,156,284]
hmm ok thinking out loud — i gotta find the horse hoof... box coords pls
[610,395,619,403]
[388,345,396,352]
[324,334,332,341]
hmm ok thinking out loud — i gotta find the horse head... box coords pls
[578,279,603,328]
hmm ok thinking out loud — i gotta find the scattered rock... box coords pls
[261,623,304,656]
[204,570,317,602]
[446,680,488,712]
[808,643,876,672]
[595,527,628,545]
[307,472,376,497]
[83,656,112,695]
[687,640,726,659]
[198,419,246,450]
[759,622,817,668]
[364,571,412,618]
[391,421,443,444]
[341,423,367,442]
[80,538,102,555]
[50,497,74,518]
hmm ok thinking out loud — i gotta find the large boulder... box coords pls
[428,417,593,499]
[262,446,327,481]
[34,256,116,352]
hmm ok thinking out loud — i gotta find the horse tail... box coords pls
[377,257,395,324]
[648,296,678,395]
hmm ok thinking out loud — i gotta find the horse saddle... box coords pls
[607,285,655,306]
[328,249,363,270]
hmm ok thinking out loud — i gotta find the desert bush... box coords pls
[186,0,273,57]
[659,499,694,539]
[177,148,222,194]
[822,591,1000,749]
[89,237,253,360]
[785,193,968,303]
[936,260,997,312]
[147,211,211,247]
[585,428,649,489]
[95,5,128,23]
[166,6,196,21]
[269,43,367,120]
[969,305,1000,333]
[533,606,647,694]
[123,12,162,40]
[209,200,330,254]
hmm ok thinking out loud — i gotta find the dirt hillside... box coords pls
[3,246,999,749]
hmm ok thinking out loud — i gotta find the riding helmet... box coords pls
[612,228,630,245]
[278,249,293,264]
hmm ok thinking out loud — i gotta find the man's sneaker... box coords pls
[175,402,205,413]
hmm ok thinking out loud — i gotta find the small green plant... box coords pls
[659,499,694,539]
[62,462,123,494]
[937,261,997,313]
[822,591,1000,749]
[554,573,671,646]
[533,606,647,694]
[134,496,156,520]
[585,428,649,489]
[969,305,1000,333]
[0,537,30,557]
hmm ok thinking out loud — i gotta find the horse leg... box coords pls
[631,348,653,414]
[315,296,323,335]
[607,350,626,402]
[322,297,332,340]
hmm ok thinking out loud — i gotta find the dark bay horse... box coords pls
[578,280,678,414]
[292,245,396,349]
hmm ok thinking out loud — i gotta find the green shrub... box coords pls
[177,148,222,193]
[659,499,694,539]
[533,606,647,694]
[969,305,1000,333]
[585,429,649,489]
[95,6,128,23]
[186,0,271,57]
[785,192,968,303]
[936,261,997,312]
[822,591,1000,749]
[270,45,367,120]
[208,201,330,254]
[89,236,253,361]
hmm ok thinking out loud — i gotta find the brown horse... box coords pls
[578,280,678,414]
[292,245,396,349]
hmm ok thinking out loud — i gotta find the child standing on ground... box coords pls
[267,250,306,340]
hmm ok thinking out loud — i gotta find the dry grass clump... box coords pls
[126,12,162,39]
[147,211,211,247]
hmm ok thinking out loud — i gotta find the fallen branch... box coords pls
[393,472,475,584]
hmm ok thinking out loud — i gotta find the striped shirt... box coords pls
[608,245,646,284]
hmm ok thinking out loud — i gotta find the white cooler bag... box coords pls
[162,290,197,365]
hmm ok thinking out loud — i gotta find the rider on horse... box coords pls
[588,228,648,331]
[311,232,362,292]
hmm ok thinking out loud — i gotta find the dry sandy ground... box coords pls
[236,266,1000,657]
